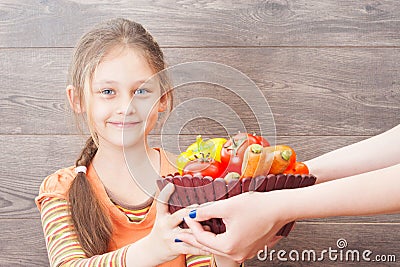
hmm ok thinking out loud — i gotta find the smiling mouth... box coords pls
[108,121,140,128]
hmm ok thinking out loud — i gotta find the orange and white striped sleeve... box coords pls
[186,254,213,267]
[40,197,129,267]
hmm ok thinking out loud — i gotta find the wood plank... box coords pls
[1,134,400,224]
[0,219,48,266]
[1,48,399,135]
[246,223,400,266]
[2,1,399,265]
[1,219,399,266]
[1,0,400,47]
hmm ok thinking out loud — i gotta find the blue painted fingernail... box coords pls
[189,209,197,219]
[174,238,183,243]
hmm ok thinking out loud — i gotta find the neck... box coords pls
[95,140,154,167]
[92,139,161,204]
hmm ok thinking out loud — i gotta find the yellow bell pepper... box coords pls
[177,135,227,174]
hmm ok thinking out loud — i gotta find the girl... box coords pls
[35,18,238,267]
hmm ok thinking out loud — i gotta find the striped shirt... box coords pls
[40,196,212,266]
[114,203,151,223]
[115,199,213,266]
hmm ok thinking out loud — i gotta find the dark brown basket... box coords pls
[156,173,316,237]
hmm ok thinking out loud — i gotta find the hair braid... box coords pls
[68,137,112,257]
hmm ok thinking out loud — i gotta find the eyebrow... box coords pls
[92,79,155,87]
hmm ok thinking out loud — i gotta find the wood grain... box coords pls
[1,48,399,135]
[0,219,48,266]
[0,0,400,47]
[1,0,399,264]
[1,219,398,266]
[246,223,400,266]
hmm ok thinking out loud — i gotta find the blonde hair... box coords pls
[67,18,172,257]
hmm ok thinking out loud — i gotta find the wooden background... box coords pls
[1,0,399,266]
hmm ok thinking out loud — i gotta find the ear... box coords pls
[158,93,169,112]
[66,85,84,113]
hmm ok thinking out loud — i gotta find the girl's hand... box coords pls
[146,183,211,264]
[177,191,287,263]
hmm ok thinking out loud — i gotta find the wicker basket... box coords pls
[157,173,316,236]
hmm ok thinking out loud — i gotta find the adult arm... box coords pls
[179,163,400,262]
[306,124,400,183]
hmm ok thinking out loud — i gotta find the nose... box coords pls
[116,94,135,115]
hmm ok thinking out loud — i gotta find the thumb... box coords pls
[192,199,230,222]
[156,182,175,214]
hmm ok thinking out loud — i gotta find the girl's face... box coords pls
[87,47,167,149]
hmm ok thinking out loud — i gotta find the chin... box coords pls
[121,137,145,149]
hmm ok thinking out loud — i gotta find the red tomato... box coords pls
[220,132,261,175]
[253,133,270,147]
[284,162,309,175]
[182,158,225,179]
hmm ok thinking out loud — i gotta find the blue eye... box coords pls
[100,88,115,95]
[135,88,149,95]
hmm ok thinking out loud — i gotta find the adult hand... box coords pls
[178,162,400,264]
[177,191,289,263]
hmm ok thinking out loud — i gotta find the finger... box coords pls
[184,215,230,251]
[156,182,175,215]
[268,235,283,248]
[175,242,211,256]
[184,215,214,236]
[167,207,192,227]
[176,232,230,258]
[191,199,229,222]
[170,204,199,221]
[187,203,200,209]
[166,204,201,228]
[202,225,211,232]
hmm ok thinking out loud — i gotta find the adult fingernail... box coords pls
[189,209,197,219]
[174,238,183,243]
